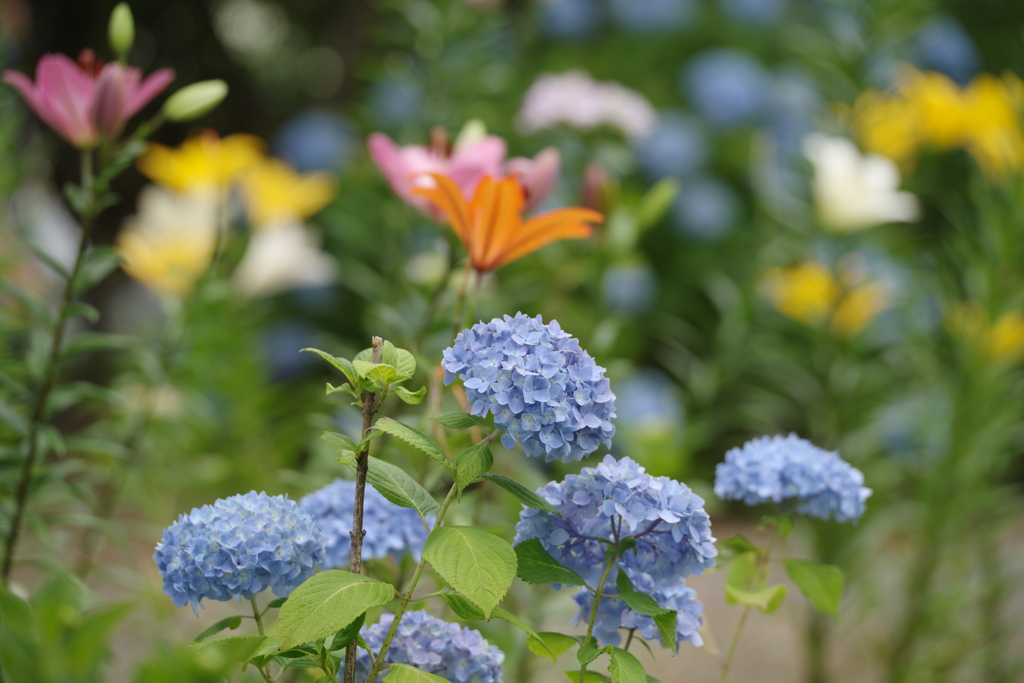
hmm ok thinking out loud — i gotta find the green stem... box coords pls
[2,150,98,582]
[719,525,780,683]
[624,628,636,652]
[578,555,618,681]
[251,597,276,683]
[364,483,459,683]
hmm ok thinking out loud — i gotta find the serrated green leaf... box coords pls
[480,474,558,514]
[73,246,121,295]
[783,559,843,615]
[514,538,586,586]
[725,583,787,614]
[354,360,400,385]
[432,412,490,430]
[322,431,359,452]
[191,635,267,661]
[383,663,452,683]
[393,386,427,404]
[618,591,670,617]
[422,527,516,618]
[275,570,395,649]
[608,647,647,683]
[362,455,440,517]
[192,615,243,642]
[455,444,493,498]
[392,347,417,380]
[441,592,486,620]
[617,589,677,651]
[527,632,578,661]
[490,607,555,658]
[380,340,400,368]
[328,611,365,650]
[302,348,358,385]
[373,417,449,468]
[577,645,600,665]
[327,382,360,398]
[565,672,608,683]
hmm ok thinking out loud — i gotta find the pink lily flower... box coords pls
[367,130,561,219]
[3,52,174,148]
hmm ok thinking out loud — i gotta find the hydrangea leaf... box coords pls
[725,583,787,614]
[275,570,396,649]
[527,632,579,661]
[565,671,609,682]
[192,615,243,642]
[422,527,517,618]
[382,663,452,683]
[782,559,843,615]
[267,597,288,609]
[717,534,757,564]
[490,607,556,658]
[393,386,427,405]
[577,645,601,665]
[480,474,558,514]
[363,456,441,517]
[380,340,400,368]
[393,347,417,380]
[432,412,490,430]
[190,635,267,662]
[615,570,633,595]
[440,591,486,620]
[608,647,647,683]
[618,591,678,651]
[328,611,365,650]
[514,538,586,586]
[726,551,760,589]
[301,348,356,385]
[354,360,400,385]
[455,444,493,498]
[322,431,358,462]
[372,417,450,469]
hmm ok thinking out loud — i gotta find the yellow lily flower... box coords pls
[947,302,1024,363]
[240,158,337,227]
[137,130,265,192]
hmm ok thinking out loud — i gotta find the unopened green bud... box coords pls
[108,3,135,59]
[162,80,229,122]
[453,118,488,150]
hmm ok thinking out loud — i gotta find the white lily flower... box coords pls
[802,133,920,232]
[233,221,338,297]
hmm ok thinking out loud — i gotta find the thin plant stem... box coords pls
[343,337,383,683]
[624,628,637,652]
[578,555,618,681]
[2,150,99,582]
[719,524,780,683]
[251,597,276,682]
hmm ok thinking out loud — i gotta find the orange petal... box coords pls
[474,178,525,271]
[492,207,602,269]
[410,173,472,243]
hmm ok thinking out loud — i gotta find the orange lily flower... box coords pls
[412,173,602,272]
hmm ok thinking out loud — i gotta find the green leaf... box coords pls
[327,382,360,398]
[725,583,787,614]
[328,611,366,650]
[635,178,679,230]
[380,340,400,368]
[455,444,493,498]
[513,538,586,586]
[618,592,677,651]
[383,663,452,683]
[63,301,100,324]
[373,417,449,469]
[267,597,288,609]
[527,632,578,661]
[441,592,486,620]
[432,412,490,430]
[760,515,795,539]
[389,344,417,380]
[480,474,558,514]
[726,551,759,590]
[615,570,633,595]
[192,615,243,642]
[577,645,600,665]
[490,607,555,658]
[717,534,757,564]
[362,456,441,517]
[62,332,137,357]
[608,647,647,683]
[354,360,400,385]
[422,527,517,618]
[302,348,358,384]
[0,399,27,436]
[25,240,70,279]
[783,559,843,615]
[275,570,395,649]
[73,246,122,294]
[393,386,427,404]
[565,672,608,683]
[191,635,267,661]
[322,431,358,452]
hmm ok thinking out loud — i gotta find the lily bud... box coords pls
[162,80,228,122]
[108,3,135,59]
[453,118,487,150]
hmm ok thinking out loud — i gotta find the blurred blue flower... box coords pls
[607,0,695,34]
[514,455,717,589]
[351,611,504,683]
[442,313,616,463]
[635,111,708,180]
[573,575,703,647]
[541,0,603,41]
[719,0,784,25]
[274,109,356,173]
[369,77,424,126]
[714,434,872,523]
[153,491,326,614]
[613,369,683,437]
[261,322,318,382]
[682,49,771,128]
[603,262,657,313]
[915,17,979,85]
[300,478,430,569]
[671,177,739,240]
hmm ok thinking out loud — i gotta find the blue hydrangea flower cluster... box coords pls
[350,611,504,683]
[714,434,872,523]
[299,478,430,569]
[514,455,716,648]
[154,491,326,614]
[574,577,704,648]
[442,313,616,463]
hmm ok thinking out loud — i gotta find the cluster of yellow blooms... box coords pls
[759,260,890,338]
[946,302,1024,363]
[854,67,1024,179]
[118,132,338,296]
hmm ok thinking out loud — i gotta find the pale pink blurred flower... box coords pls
[3,52,173,148]
[517,70,657,140]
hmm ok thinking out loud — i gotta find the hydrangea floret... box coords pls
[153,491,326,614]
[573,577,704,648]
[713,434,872,523]
[300,478,431,569]
[442,313,616,463]
[350,611,505,683]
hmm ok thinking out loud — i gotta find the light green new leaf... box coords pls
[577,645,601,665]
[362,456,441,517]
[725,583,787,614]
[480,474,558,514]
[490,607,555,658]
[392,346,417,380]
[432,412,490,430]
[354,360,400,385]
[383,663,452,683]
[191,635,267,662]
[527,632,579,661]
[275,570,395,649]
[373,417,449,469]
[513,538,586,586]
[609,647,648,683]
[422,527,516,618]
[783,559,843,615]
[393,386,427,404]
[322,431,358,452]
[455,444,493,498]
[301,348,357,384]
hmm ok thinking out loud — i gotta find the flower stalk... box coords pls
[578,554,618,681]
